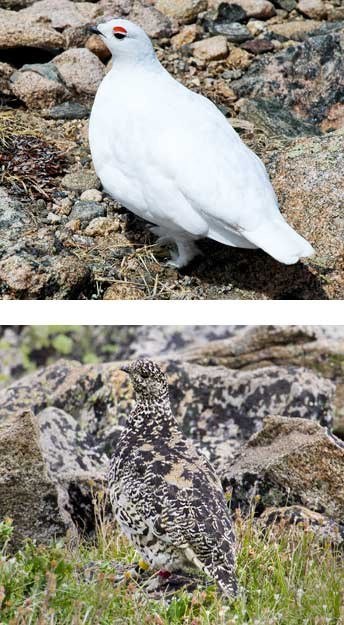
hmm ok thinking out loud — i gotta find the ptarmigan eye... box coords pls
[140,370,149,379]
[113,26,127,40]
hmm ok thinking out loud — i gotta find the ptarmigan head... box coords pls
[121,359,169,400]
[90,19,155,62]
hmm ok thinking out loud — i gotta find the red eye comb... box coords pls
[113,26,127,34]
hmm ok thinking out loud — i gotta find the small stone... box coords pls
[85,217,120,237]
[55,198,73,216]
[211,21,252,42]
[103,283,144,300]
[297,0,327,19]
[267,19,324,39]
[192,35,228,60]
[46,212,63,224]
[216,3,247,22]
[42,102,89,120]
[155,0,207,23]
[228,0,276,18]
[171,24,199,48]
[80,189,103,203]
[86,34,111,62]
[241,38,275,53]
[246,19,266,36]
[226,46,252,68]
[216,80,238,100]
[70,201,106,225]
[53,48,105,95]
[0,62,14,94]
[273,0,297,8]
[62,170,100,193]
[65,219,81,232]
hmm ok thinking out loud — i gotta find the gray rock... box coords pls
[62,170,100,193]
[0,411,72,549]
[20,62,62,84]
[0,187,32,231]
[272,0,296,9]
[70,200,106,225]
[225,416,344,521]
[236,98,319,137]
[231,29,344,128]
[258,505,344,546]
[208,20,252,41]
[42,101,90,120]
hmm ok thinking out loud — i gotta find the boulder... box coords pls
[225,416,344,521]
[258,505,344,546]
[10,69,70,108]
[231,29,344,129]
[265,129,344,274]
[0,411,72,549]
[20,0,98,30]
[53,48,105,95]
[0,8,64,50]
[0,357,335,473]
[97,0,174,38]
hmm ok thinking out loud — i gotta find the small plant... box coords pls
[0,514,343,625]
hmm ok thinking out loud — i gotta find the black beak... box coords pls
[90,25,101,35]
[120,364,130,374]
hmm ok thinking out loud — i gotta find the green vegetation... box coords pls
[0,513,343,625]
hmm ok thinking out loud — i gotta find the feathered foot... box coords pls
[150,226,201,268]
[166,239,201,269]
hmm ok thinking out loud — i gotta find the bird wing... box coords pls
[144,436,237,597]
[159,474,237,597]
[138,77,313,262]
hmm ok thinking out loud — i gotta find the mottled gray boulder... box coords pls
[0,357,335,470]
[258,505,344,546]
[162,360,334,470]
[0,357,337,544]
[0,411,72,549]
[231,29,344,129]
[225,416,344,521]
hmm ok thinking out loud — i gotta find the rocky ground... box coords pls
[0,0,343,299]
[0,324,343,550]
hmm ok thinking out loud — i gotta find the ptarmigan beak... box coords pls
[120,364,130,374]
[90,25,101,35]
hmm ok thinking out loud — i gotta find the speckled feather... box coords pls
[108,359,237,597]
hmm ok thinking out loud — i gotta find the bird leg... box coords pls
[167,238,201,269]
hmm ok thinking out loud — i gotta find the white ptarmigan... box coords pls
[89,19,314,268]
[108,359,237,597]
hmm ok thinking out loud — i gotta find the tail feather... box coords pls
[243,218,314,265]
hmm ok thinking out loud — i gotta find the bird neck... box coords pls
[128,392,177,436]
[110,51,162,73]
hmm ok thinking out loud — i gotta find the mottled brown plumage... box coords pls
[108,359,237,597]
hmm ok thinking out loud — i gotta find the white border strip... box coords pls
[0,301,343,326]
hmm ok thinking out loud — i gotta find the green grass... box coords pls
[0,514,343,625]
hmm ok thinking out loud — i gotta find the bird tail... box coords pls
[242,218,314,265]
[205,558,238,599]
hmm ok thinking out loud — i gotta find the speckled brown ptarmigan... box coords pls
[107,359,237,598]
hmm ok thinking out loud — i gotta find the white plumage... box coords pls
[89,19,314,268]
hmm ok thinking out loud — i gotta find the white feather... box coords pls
[89,18,314,267]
